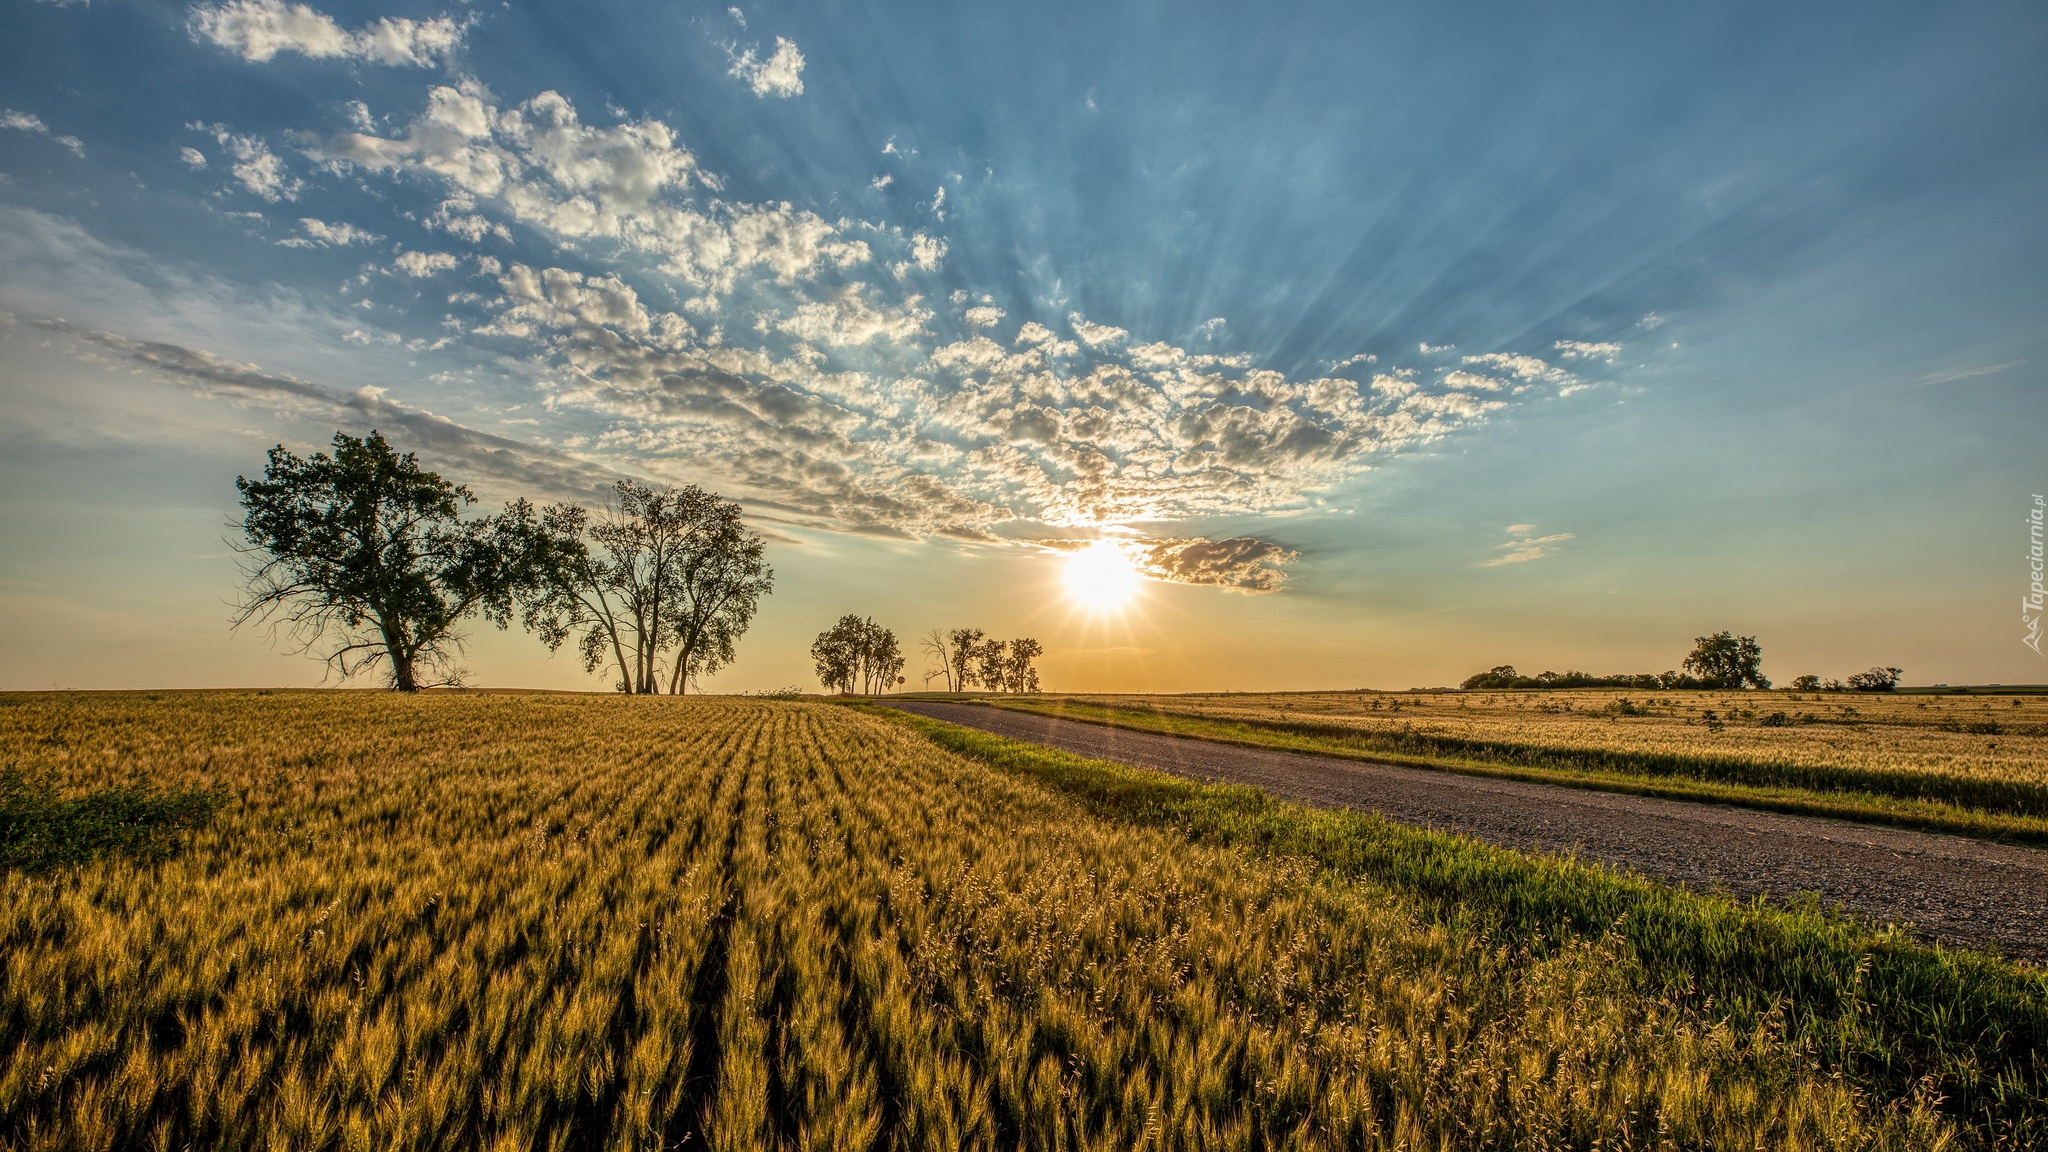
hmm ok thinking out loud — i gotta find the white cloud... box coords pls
[189,0,464,67]
[278,217,381,247]
[179,146,208,168]
[1418,341,1455,354]
[2,109,85,155]
[728,36,804,98]
[1919,361,2023,385]
[1440,370,1503,392]
[1553,340,1622,362]
[773,285,930,346]
[1069,312,1126,347]
[963,305,1003,330]
[892,232,944,277]
[206,129,300,200]
[1462,352,1567,383]
[1480,525,1575,567]
[392,250,459,277]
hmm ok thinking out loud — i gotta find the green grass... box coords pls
[969,697,2048,844]
[0,767,224,872]
[875,704,2048,1149]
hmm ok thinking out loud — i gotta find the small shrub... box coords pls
[0,767,226,872]
[1759,711,1790,727]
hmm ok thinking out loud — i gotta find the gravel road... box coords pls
[890,700,2048,963]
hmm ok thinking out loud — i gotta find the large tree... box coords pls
[233,431,548,691]
[1682,631,1770,690]
[528,482,773,693]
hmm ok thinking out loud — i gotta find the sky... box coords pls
[1,0,2044,693]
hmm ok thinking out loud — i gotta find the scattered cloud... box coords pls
[1068,312,1126,347]
[1920,360,2023,385]
[200,127,300,200]
[1637,312,1665,330]
[1418,341,1455,354]
[392,250,459,277]
[179,146,208,168]
[313,84,870,299]
[189,0,464,67]
[727,36,804,97]
[1480,524,1575,566]
[1554,340,1622,362]
[277,217,381,247]
[2,109,85,155]
[1462,352,1568,383]
[147,81,1584,578]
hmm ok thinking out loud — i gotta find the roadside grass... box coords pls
[967,696,2048,844]
[876,705,2048,1149]
[0,767,224,872]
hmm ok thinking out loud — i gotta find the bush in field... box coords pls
[1848,666,1905,692]
[0,767,224,871]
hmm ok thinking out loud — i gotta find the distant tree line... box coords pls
[1788,668,1904,693]
[921,628,1042,693]
[1460,632,1904,693]
[804,621,1044,695]
[234,430,772,692]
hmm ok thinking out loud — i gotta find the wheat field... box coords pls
[987,690,2048,827]
[0,691,1973,1149]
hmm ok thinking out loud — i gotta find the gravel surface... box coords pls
[891,700,2048,963]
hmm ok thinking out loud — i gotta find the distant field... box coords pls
[981,690,2048,841]
[4,692,2045,1148]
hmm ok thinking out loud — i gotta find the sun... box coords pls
[1062,540,1143,613]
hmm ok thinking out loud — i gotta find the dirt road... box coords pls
[890,700,2048,962]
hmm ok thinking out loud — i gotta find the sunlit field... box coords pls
[4,692,2045,1149]
[987,690,2048,840]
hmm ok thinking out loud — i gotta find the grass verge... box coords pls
[972,697,2048,844]
[874,705,2048,1150]
[0,767,225,872]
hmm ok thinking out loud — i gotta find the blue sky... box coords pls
[2,0,2044,691]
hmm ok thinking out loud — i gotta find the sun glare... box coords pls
[1063,541,1142,613]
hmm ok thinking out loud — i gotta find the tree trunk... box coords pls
[379,616,418,692]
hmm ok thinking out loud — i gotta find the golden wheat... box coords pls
[1044,689,2048,792]
[0,692,1955,1149]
